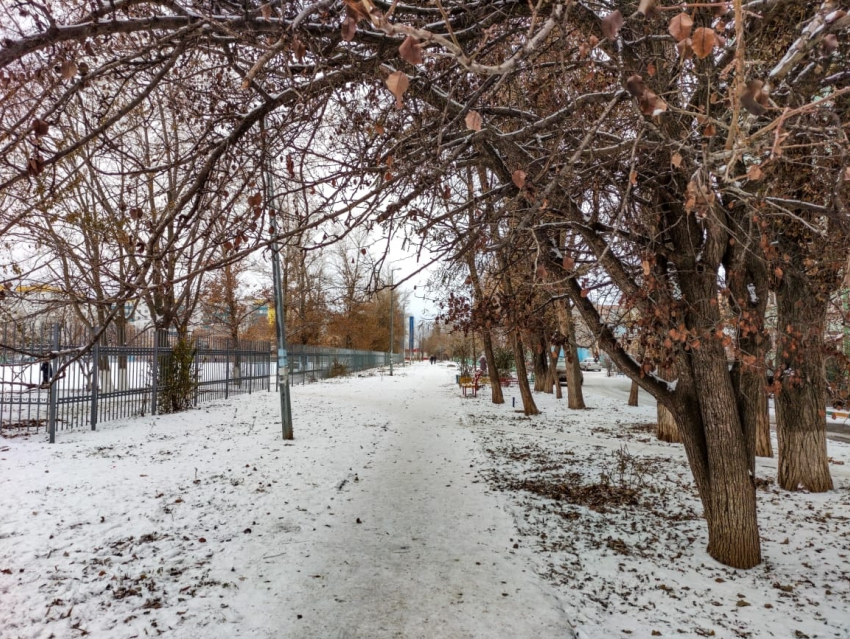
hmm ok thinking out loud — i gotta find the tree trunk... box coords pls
[672,352,761,569]
[656,365,681,443]
[547,345,562,399]
[533,332,548,392]
[513,331,539,416]
[463,251,504,405]
[117,318,128,391]
[774,278,833,492]
[725,232,772,459]
[559,301,585,409]
[482,327,505,404]
[628,381,639,406]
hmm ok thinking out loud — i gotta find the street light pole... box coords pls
[262,118,293,440]
[389,267,400,376]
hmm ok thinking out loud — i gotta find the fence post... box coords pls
[224,339,230,400]
[48,323,59,443]
[150,330,160,415]
[193,335,200,407]
[90,327,99,431]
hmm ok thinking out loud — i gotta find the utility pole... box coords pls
[389,267,400,376]
[262,118,293,440]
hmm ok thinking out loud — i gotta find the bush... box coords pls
[492,347,515,378]
[328,359,349,378]
[158,338,197,414]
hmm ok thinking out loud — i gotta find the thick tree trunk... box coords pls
[513,331,539,416]
[672,352,761,569]
[547,345,562,399]
[672,249,761,569]
[481,328,505,405]
[628,381,639,406]
[533,332,548,392]
[735,366,773,459]
[559,301,585,409]
[463,252,504,405]
[774,279,833,491]
[726,234,772,459]
[656,365,681,443]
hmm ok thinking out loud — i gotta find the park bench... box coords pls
[460,371,482,397]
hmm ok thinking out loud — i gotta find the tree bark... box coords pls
[464,251,504,405]
[513,331,539,416]
[558,300,585,409]
[774,277,833,491]
[628,381,639,406]
[481,328,505,404]
[725,229,772,459]
[547,344,562,399]
[533,331,549,392]
[656,365,681,443]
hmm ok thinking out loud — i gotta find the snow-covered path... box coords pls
[234,363,573,638]
[0,362,574,639]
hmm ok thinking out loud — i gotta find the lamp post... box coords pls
[389,267,401,376]
[262,118,293,440]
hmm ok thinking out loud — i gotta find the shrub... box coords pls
[328,359,349,378]
[158,338,197,414]
[492,347,515,378]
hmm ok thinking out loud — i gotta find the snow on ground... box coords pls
[465,372,850,639]
[1,364,849,639]
[0,365,572,639]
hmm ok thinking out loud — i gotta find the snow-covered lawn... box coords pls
[467,375,850,639]
[1,363,848,638]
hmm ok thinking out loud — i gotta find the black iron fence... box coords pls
[1,324,403,441]
[0,324,270,441]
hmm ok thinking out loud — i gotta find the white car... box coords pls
[580,358,603,372]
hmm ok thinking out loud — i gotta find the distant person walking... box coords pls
[40,360,52,385]
[478,355,487,374]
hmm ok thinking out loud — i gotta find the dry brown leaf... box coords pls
[740,80,769,116]
[465,110,482,132]
[668,13,693,42]
[676,38,693,59]
[637,0,658,18]
[562,255,575,270]
[260,3,272,19]
[341,16,357,41]
[625,74,646,97]
[747,164,764,181]
[60,60,77,81]
[292,37,307,63]
[703,122,717,137]
[823,34,839,54]
[342,0,370,20]
[536,265,547,280]
[639,90,667,116]
[399,35,423,65]
[600,10,624,40]
[31,118,49,137]
[691,27,717,59]
[26,156,44,177]
[671,152,683,168]
[385,70,409,109]
[512,170,527,188]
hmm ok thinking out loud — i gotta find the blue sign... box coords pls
[409,316,414,351]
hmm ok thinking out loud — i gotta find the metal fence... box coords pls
[1,324,403,440]
[0,324,269,441]
[276,344,404,387]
